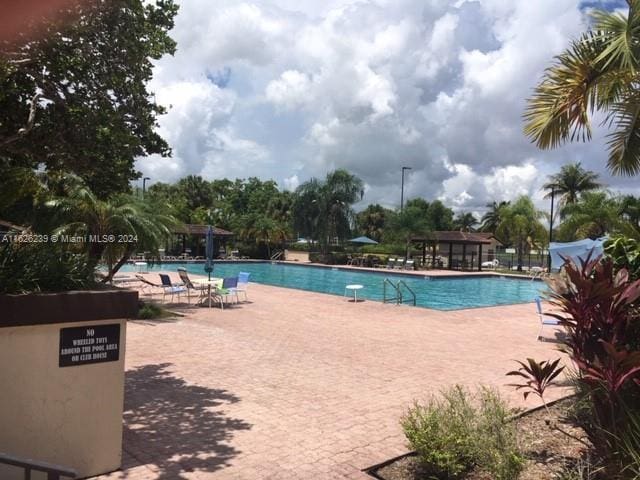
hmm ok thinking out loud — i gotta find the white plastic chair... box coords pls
[229,272,250,302]
[535,297,560,340]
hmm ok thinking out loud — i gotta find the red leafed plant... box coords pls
[507,358,565,405]
[546,253,640,473]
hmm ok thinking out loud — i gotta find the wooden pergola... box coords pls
[171,224,234,257]
[411,231,493,271]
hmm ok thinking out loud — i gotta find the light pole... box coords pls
[142,177,150,198]
[547,187,555,271]
[400,166,412,212]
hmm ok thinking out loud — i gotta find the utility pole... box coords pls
[142,177,150,199]
[400,166,412,212]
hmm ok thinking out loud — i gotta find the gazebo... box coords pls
[171,224,234,258]
[411,231,493,271]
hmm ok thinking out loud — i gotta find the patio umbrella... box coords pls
[205,225,215,280]
[348,236,379,263]
[348,236,379,245]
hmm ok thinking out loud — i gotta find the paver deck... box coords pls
[94,275,564,480]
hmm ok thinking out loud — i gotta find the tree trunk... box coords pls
[517,239,524,272]
[102,246,134,283]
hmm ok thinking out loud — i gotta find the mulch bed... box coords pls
[369,398,590,480]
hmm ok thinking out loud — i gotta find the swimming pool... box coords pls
[122,261,545,311]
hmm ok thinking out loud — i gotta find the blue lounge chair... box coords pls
[159,273,187,304]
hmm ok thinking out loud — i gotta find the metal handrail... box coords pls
[397,280,417,306]
[270,250,283,260]
[382,278,400,304]
[0,452,77,480]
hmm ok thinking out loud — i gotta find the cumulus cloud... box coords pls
[136,0,639,212]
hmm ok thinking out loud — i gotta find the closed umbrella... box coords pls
[205,226,215,280]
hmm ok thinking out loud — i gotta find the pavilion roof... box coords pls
[173,224,234,237]
[411,231,493,245]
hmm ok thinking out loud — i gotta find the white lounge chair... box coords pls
[481,259,499,270]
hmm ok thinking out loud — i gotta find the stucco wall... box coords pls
[0,317,127,478]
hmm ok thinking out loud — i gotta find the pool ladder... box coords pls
[382,278,416,306]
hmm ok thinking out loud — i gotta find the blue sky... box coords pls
[137,0,640,214]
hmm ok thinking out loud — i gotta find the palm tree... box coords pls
[453,212,478,232]
[557,191,622,240]
[292,170,363,254]
[524,2,640,176]
[542,163,602,212]
[45,176,178,281]
[496,197,546,271]
[356,204,387,242]
[620,195,640,227]
[239,214,289,258]
[480,201,510,233]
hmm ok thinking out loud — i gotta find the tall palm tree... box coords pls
[496,197,546,271]
[480,201,510,233]
[542,162,602,211]
[356,204,387,242]
[558,191,622,240]
[524,2,640,176]
[452,212,478,232]
[292,170,363,254]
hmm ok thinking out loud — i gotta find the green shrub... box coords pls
[137,302,164,319]
[475,387,524,480]
[402,385,523,480]
[0,242,96,294]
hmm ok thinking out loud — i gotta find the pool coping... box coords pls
[128,259,546,283]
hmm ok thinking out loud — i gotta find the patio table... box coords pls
[344,284,363,303]
[193,278,223,308]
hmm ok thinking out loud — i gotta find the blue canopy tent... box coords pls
[549,237,607,270]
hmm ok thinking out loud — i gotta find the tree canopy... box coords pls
[0,0,179,198]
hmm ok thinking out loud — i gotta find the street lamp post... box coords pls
[142,177,150,198]
[547,187,555,271]
[400,166,412,212]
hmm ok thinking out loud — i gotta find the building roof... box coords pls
[411,231,493,245]
[473,232,504,246]
[173,224,234,237]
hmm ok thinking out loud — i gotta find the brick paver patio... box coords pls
[95,276,563,480]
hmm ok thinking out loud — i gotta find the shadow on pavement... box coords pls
[121,363,251,479]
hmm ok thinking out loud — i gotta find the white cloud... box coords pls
[137,0,640,209]
[265,70,313,109]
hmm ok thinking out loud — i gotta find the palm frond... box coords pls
[606,92,640,175]
[524,33,610,149]
[591,8,640,72]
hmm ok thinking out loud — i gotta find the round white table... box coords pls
[344,284,364,302]
[134,261,148,273]
[193,278,223,308]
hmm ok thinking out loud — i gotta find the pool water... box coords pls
[123,261,545,311]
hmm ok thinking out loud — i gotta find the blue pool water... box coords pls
[121,261,545,311]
